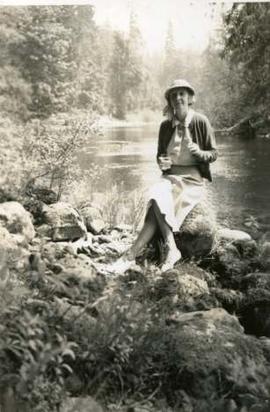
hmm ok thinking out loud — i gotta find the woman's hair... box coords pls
[163,90,195,119]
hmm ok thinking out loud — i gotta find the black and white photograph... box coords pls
[0,0,270,411]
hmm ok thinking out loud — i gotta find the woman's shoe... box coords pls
[107,256,136,275]
[161,248,181,272]
[91,256,136,276]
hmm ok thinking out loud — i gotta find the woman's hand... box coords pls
[187,141,201,156]
[158,155,172,171]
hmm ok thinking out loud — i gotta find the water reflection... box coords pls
[78,124,270,228]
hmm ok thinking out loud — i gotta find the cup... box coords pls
[158,155,172,171]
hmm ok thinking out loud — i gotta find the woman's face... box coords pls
[169,87,190,117]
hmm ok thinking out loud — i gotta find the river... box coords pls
[79,123,270,231]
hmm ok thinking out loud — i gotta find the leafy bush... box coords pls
[0,111,101,203]
[21,111,100,200]
[0,118,25,201]
[0,300,76,411]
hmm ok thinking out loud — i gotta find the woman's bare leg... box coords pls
[109,201,180,274]
[127,206,157,259]
[107,207,158,273]
[128,201,180,268]
[151,200,181,269]
[151,201,176,248]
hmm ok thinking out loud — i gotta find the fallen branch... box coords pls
[215,116,252,133]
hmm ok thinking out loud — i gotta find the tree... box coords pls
[108,13,147,119]
[0,7,32,121]
[159,20,176,87]
[109,31,129,119]
[12,6,76,118]
[8,5,100,119]
[126,11,145,111]
[71,5,106,114]
[222,3,270,119]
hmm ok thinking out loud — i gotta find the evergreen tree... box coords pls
[0,7,32,121]
[126,11,145,111]
[109,16,146,119]
[222,3,270,118]
[109,31,129,119]
[72,6,106,114]
[11,5,99,118]
[160,20,176,87]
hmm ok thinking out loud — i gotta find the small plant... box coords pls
[0,304,76,411]
[99,183,145,230]
[21,112,100,201]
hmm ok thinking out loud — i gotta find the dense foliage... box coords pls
[223,3,270,119]
[1,4,270,126]
[0,6,99,119]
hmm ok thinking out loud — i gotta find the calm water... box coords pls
[79,123,270,229]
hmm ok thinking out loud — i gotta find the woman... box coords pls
[109,79,218,274]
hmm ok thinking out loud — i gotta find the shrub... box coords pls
[21,111,100,201]
[0,302,76,411]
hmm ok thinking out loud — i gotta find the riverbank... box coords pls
[1,194,270,411]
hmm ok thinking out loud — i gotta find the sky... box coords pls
[91,0,225,52]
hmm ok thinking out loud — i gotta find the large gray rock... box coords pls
[217,228,252,243]
[0,227,28,273]
[80,206,106,234]
[0,201,35,243]
[153,270,209,302]
[40,202,87,241]
[175,201,217,259]
[169,307,243,333]
[60,396,104,412]
[166,308,270,400]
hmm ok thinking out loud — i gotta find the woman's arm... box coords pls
[187,116,218,163]
[156,122,165,162]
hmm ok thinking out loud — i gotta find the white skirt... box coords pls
[146,174,205,232]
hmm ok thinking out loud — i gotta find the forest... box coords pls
[0,3,269,126]
[1,2,269,201]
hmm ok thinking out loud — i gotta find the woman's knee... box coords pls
[151,200,160,214]
[145,204,156,224]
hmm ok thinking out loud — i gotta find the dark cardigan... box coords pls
[156,111,218,181]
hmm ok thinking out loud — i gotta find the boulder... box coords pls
[177,274,209,298]
[40,202,87,241]
[0,226,29,272]
[41,241,72,262]
[80,206,106,234]
[165,308,270,401]
[0,201,35,243]
[60,397,104,412]
[217,228,251,244]
[175,201,217,259]
[154,271,209,302]
[48,252,98,282]
[211,239,259,285]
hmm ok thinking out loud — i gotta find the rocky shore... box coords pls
[1,189,270,412]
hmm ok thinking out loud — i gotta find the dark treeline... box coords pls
[0,3,269,127]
